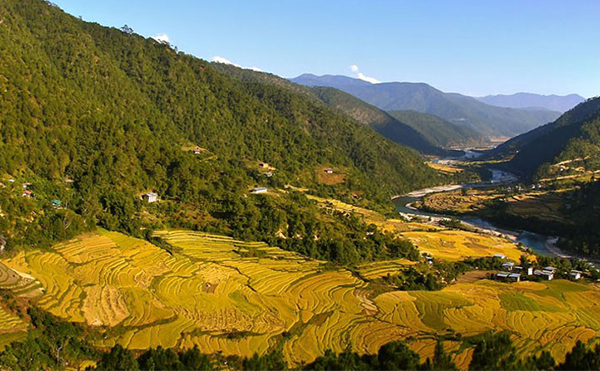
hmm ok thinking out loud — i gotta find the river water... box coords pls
[393,196,554,256]
[393,160,556,257]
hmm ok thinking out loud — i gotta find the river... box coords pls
[393,161,559,258]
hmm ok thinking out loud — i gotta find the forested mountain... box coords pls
[290,74,561,137]
[387,110,486,149]
[477,92,585,113]
[0,0,443,251]
[211,65,479,154]
[309,87,447,155]
[489,97,600,179]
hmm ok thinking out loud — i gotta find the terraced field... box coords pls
[401,230,524,261]
[0,230,599,367]
[357,259,417,280]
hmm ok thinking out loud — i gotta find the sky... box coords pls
[53,0,600,97]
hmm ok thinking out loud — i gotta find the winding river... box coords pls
[393,161,558,258]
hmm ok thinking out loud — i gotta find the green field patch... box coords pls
[410,291,472,331]
[534,280,589,302]
[499,292,565,312]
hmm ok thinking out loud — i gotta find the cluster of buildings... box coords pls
[141,186,270,202]
[496,262,584,283]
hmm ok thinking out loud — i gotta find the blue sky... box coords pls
[53,0,599,97]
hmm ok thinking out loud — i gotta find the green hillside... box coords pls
[484,97,600,257]
[0,0,442,251]
[308,87,450,155]
[211,64,459,155]
[491,97,600,179]
[387,110,487,149]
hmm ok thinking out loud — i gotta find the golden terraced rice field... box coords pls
[401,230,524,261]
[0,229,599,367]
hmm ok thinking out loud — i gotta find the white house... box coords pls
[514,266,533,275]
[493,254,506,259]
[535,270,554,280]
[508,273,521,282]
[324,168,334,174]
[142,192,158,203]
[502,262,515,271]
[570,270,582,280]
[496,272,510,281]
[250,187,268,194]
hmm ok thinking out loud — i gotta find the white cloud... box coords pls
[212,56,262,72]
[152,33,170,44]
[348,65,380,84]
[357,72,380,84]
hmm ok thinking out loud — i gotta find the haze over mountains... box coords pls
[291,74,563,138]
[477,93,585,113]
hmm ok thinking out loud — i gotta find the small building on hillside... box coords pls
[544,267,558,274]
[264,172,273,178]
[22,190,32,198]
[250,187,268,195]
[193,147,202,155]
[142,192,158,203]
[502,262,515,271]
[514,266,534,276]
[493,254,506,259]
[508,273,521,282]
[496,272,511,281]
[535,270,554,280]
[324,168,334,174]
[570,270,582,280]
[51,199,62,209]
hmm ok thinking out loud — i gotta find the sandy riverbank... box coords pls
[395,184,464,199]
[544,237,575,259]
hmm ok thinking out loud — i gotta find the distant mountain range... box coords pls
[307,87,485,155]
[476,93,585,113]
[290,74,562,138]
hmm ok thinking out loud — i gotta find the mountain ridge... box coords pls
[290,74,562,138]
[489,97,600,179]
[214,66,485,154]
[476,92,585,113]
